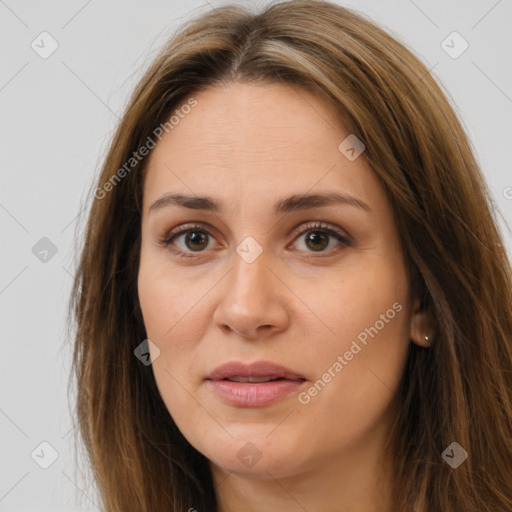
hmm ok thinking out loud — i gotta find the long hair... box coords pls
[68,1,512,510]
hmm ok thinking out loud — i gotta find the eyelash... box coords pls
[158,221,352,259]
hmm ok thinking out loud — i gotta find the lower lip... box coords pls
[206,379,306,407]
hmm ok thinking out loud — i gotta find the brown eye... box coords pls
[160,223,217,258]
[304,231,329,251]
[184,230,209,251]
[291,222,351,255]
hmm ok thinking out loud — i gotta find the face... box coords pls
[138,81,424,480]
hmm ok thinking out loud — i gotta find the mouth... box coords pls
[205,361,307,407]
[206,360,306,382]
[221,376,292,383]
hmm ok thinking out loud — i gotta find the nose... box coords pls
[212,247,290,340]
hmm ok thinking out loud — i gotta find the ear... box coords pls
[409,296,434,347]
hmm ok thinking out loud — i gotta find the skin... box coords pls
[137,81,432,511]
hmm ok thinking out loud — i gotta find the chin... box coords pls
[200,431,308,479]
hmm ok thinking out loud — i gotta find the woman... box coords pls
[69,1,512,510]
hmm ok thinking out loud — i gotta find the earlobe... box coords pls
[409,297,434,348]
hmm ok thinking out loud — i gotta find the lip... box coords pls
[206,361,305,381]
[205,361,307,407]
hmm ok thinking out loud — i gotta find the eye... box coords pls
[158,221,351,259]
[289,221,351,255]
[158,223,218,258]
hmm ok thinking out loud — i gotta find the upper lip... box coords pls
[206,361,306,381]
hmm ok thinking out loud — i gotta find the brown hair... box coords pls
[68,1,512,510]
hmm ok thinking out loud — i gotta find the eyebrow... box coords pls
[148,191,371,215]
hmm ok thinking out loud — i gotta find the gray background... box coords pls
[1,0,511,510]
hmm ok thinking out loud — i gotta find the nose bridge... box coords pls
[213,238,289,338]
[229,241,269,304]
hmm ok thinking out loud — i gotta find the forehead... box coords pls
[142,81,379,214]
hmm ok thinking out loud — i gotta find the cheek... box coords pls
[297,254,410,409]
[138,259,209,345]
[137,257,212,391]
[138,264,205,432]
[298,254,408,346]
